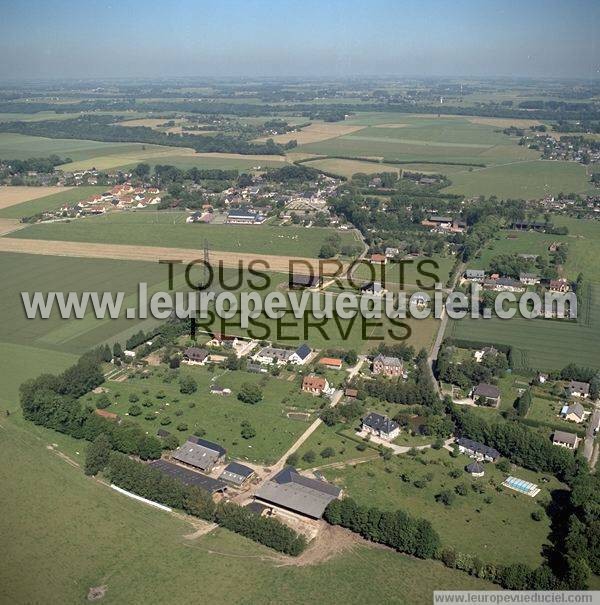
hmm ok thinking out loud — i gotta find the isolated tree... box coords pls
[179,375,197,394]
[238,383,263,404]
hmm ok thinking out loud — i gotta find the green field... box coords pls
[89,365,320,465]
[7,211,360,256]
[0,132,178,162]
[442,160,593,199]
[0,185,106,219]
[298,114,537,166]
[323,450,560,568]
[0,252,180,358]
[449,283,600,371]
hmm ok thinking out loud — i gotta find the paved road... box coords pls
[583,408,600,465]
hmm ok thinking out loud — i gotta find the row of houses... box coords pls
[465,269,571,293]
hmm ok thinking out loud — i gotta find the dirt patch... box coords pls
[0,186,73,209]
[0,218,27,235]
[466,116,543,129]
[373,123,408,129]
[46,444,81,468]
[183,520,218,539]
[286,411,311,421]
[277,523,359,567]
[254,123,364,145]
[144,351,163,366]
[87,585,107,601]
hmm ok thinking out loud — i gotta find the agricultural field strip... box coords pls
[0,237,333,273]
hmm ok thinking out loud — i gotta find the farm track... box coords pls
[0,237,340,274]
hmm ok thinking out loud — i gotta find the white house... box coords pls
[288,343,312,365]
[361,412,400,441]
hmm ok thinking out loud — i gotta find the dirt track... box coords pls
[0,237,340,273]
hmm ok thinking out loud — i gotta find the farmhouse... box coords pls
[172,437,226,472]
[289,343,312,365]
[149,459,227,494]
[565,380,590,399]
[560,402,587,423]
[466,461,485,477]
[360,281,385,296]
[255,467,342,519]
[519,272,540,285]
[549,278,570,293]
[385,247,400,258]
[456,437,500,462]
[552,430,580,450]
[473,346,498,363]
[483,277,525,293]
[255,346,293,365]
[370,253,387,265]
[288,273,323,289]
[219,462,255,486]
[361,412,400,441]
[465,269,485,281]
[226,209,266,224]
[183,347,209,365]
[372,354,404,377]
[302,374,329,395]
[472,383,501,407]
[319,357,343,370]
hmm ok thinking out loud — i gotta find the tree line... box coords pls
[97,449,306,556]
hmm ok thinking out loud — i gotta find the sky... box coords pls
[1,0,599,80]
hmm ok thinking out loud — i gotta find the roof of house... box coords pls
[361,281,383,293]
[172,437,226,469]
[553,431,579,446]
[466,269,485,277]
[227,209,258,219]
[456,437,500,460]
[149,459,227,493]
[373,354,403,367]
[370,253,386,262]
[474,383,501,399]
[258,346,293,361]
[566,380,590,395]
[302,374,327,390]
[219,462,255,484]
[466,461,485,474]
[184,347,209,361]
[363,412,399,434]
[520,272,539,280]
[294,343,312,360]
[255,467,341,518]
[562,402,585,418]
[345,388,358,397]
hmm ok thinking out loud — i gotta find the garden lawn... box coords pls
[323,449,561,568]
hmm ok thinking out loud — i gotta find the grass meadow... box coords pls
[323,449,561,568]
[7,211,360,257]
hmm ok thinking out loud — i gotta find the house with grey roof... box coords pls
[362,412,400,441]
[183,347,209,365]
[255,467,342,519]
[565,380,590,399]
[172,437,226,472]
[457,437,500,462]
[219,462,255,486]
[466,460,485,477]
[519,272,540,285]
[465,269,485,281]
[372,354,404,377]
[254,346,293,365]
[552,430,579,450]
[472,383,501,407]
[560,402,587,423]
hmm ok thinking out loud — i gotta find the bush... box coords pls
[128,393,139,403]
[128,404,142,416]
[435,490,456,506]
[285,453,299,466]
[320,447,335,459]
[302,450,316,463]
[160,416,172,426]
[176,423,188,432]
[96,393,111,409]
[238,383,263,404]
[531,510,543,521]
[179,375,197,394]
